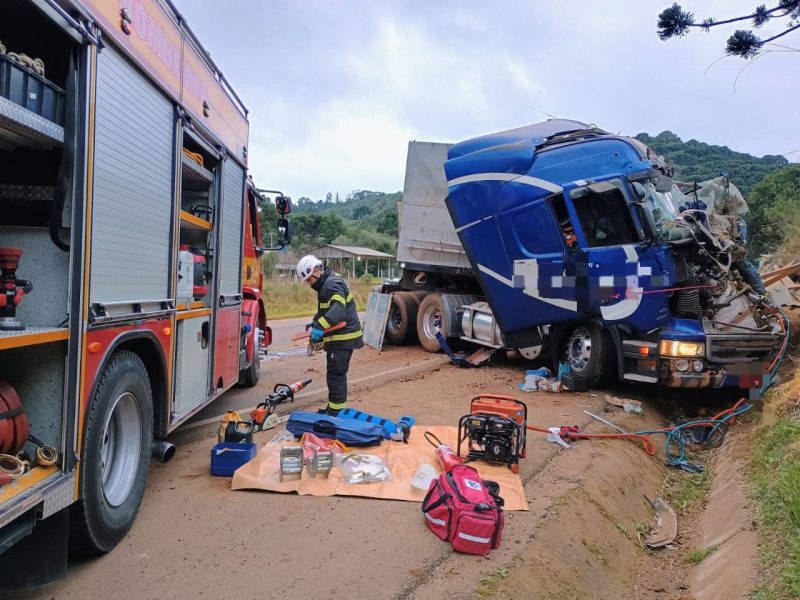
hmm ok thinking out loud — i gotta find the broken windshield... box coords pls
[631,181,685,241]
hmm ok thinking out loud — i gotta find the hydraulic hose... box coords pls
[527,398,753,469]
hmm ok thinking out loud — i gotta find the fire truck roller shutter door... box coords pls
[89,44,173,306]
[219,159,246,298]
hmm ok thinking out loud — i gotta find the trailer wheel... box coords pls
[70,350,153,556]
[385,292,420,345]
[417,293,446,353]
[561,324,616,387]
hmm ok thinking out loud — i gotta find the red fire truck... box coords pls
[0,0,289,586]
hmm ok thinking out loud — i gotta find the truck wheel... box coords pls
[417,293,446,353]
[385,292,420,345]
[562,324,616,387]
[70,350,153,556]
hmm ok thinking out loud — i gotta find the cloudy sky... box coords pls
[177,0,798,201]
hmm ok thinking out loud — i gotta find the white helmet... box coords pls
[296,255,322,281]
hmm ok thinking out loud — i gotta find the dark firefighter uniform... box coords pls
[310,267,363,414]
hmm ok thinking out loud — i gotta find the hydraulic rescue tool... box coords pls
[292,321,347,355]
[250,379,310,432]
[0,248,32,331]
[221,379,311,443]
[457,395,528,473]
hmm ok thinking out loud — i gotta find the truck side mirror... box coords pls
[276,196,292,216]
[277,218,292,247]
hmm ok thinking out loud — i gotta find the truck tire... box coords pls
[417,293,446,353]
[561,324,616,387]
[385,292,420,345]
[239,351,261,387]
[70,350,153,556]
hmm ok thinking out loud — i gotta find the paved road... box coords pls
[267,312,366,350]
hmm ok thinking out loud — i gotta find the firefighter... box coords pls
[296,255,363,415]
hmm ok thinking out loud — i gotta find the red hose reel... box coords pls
[0,380,28,455]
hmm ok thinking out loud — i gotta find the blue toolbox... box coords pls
[210,442,257,477]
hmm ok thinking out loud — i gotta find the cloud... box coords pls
[178,0,797,200]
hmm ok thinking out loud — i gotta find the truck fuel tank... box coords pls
[461,301,503,347]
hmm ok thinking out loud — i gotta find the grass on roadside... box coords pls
[476,569,509,598]
[685,544,719,564]
[662,466,713,515]
[264,276,381,320]
[749,414,800,599]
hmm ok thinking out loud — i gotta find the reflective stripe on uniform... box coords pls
[318,316,331,329]
[323,329,363,343]
[320,292,354,309]
[328,399,347,410]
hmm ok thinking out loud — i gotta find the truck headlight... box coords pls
[659,340,705,358]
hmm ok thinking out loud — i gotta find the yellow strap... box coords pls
[318,316,331,329]
[328,399,347,410]
[324,330,363,343]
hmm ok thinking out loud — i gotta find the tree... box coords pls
[259,251,279,279]
[657,1,800,58]
[352,205,372,220]
[376,210,398,236]
[746,164,800,256]
[290,213,347,251]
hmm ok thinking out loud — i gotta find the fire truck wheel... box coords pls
[417,293,446,353]
[239,350,261,388]
[70,350,153,556]
[561,324,617,387]
[385,292,420,345]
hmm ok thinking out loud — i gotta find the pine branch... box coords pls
[760,20,800,44]
[695,4,784,28]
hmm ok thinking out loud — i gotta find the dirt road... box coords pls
[14,335,725,599]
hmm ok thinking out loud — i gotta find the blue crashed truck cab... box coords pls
[442,120,784,392]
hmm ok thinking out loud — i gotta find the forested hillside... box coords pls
[287,190,400,254]
[635,131,788,197]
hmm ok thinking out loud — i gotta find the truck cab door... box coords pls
[557,177,669,329]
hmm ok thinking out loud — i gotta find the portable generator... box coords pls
[457,395,527,473]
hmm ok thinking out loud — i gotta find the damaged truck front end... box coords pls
[443,120,785,392]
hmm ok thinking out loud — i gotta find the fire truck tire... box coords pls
[239,350,261,388]
[417,293,446,353]
[560,324,616,387]
[385,292,420,345]
[70,350,153,556]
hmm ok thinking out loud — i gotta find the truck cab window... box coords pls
[570,181,638,248]
[550,194,578,252]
